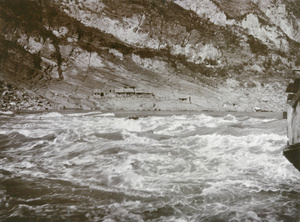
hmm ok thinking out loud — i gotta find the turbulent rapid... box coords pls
[0,111,299,221]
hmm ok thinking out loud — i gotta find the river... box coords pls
[0,111,299,221]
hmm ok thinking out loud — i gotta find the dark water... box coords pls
[0,111,299,221]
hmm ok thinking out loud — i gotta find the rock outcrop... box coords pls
[0,0,300,111]
[0,81,58,111]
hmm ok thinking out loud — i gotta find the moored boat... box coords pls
[283,77,300,171]
[283,143,300,171]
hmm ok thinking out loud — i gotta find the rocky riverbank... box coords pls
[0,79,287,113]
[0,81,58,111]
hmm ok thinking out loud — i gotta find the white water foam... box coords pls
[0,112,299,221]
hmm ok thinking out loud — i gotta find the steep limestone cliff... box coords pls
[0,0,299,111]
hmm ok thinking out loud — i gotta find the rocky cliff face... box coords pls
[0,0,299,111]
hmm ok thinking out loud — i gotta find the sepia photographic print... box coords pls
[1,0,300,221]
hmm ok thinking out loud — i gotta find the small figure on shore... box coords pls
[189,95,192,104]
